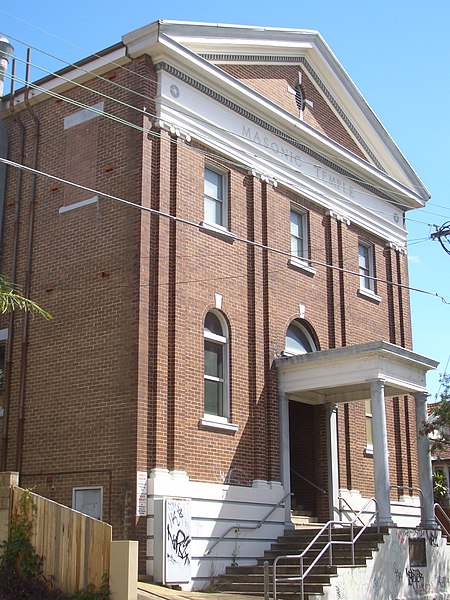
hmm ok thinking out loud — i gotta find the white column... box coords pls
[414,391,437,528]
[279,391,292,528]
[371,379,394,526]
[326,403,340,522]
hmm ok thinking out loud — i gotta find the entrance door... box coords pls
[289,400,329,521]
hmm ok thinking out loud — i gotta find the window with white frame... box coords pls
[290,209,308,262]
[72,486,103,520]
[204,310,229,419]
[365,399,373,453]
[284,319,317,356]
[358,241,375,292]
[204,165,227,228]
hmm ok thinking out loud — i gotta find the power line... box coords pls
[2,38,449,238]
[1,155,448,305]
[8,51,155,121]
[2,30,443,213]
[0,11,156,88]
[2,32,158,104]
[3,68,447,252]
[5,67,435,232]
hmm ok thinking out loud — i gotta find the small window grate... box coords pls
[295,85,304,112]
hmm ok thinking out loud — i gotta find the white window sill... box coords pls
[199,415,239,434]
[364,445,373,457]
[288,257,316,276]
[199,221,237,244]
[357,288,382,304]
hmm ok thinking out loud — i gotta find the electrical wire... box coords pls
[5,68,437,232]
[0,156,448,305]
[8,51,155,122]
[2,32,158,104]
[2,38,449,234]
[436,355,450,400]
[0,11,156,87]
[3,69,447,252]
[1,31,443,212]
[3,65,447,248]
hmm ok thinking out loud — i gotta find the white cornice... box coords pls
[120,23,428,209]
[151,22,429,202]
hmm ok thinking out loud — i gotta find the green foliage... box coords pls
[433,470,448,504]
[0,489,42,580]
[421,374,450,455]
[0,275,52,319]
[69,575,109,600]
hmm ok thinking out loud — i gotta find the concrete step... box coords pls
[218,580,329,595]
[216,525,387,600]
[291,514,320,527]
[221,573,334,585]
[226,565,338,577]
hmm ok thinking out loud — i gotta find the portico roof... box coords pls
[276,341,438,405]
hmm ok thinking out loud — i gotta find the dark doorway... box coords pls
[289,401,328,519]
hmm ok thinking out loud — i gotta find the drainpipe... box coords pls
[0,39,16,471]
[1,61,26,470]
[16,48,40,474]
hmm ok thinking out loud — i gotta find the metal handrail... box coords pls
[204,491,291,556]
[338,495,366,528]
[434,503,450,538]
[390,484,424,522]
[390,484,423,503]
[290,468,327,495]
[272,497,378,600]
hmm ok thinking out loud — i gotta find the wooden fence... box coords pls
[11,486,112,594]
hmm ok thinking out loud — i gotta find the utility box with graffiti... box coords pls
[157,498,191,584]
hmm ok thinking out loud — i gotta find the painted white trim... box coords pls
[357,287,382,304]
[199,416,239,433]
[288,257,316,276]
[156,72,413,245]
[64,102,104,129]
[146,471,286,590]
[72,486,103,520]
[199,221,237,243]
[59,196,99,214]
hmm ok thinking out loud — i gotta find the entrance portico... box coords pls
[276,341,438,528]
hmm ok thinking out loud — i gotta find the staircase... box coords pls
[216,524,388,600]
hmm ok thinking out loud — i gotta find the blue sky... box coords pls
[1,0,449,399]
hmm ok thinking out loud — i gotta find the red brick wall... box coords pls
[0,51,417,569]
[218,63,366,160]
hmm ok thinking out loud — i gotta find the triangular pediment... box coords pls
[123,21,429,209]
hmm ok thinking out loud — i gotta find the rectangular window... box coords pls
[358,241,374,291]
[290,209,308,261]
[204,340,224,416]
[365,399,373,452]
[204,165,227,228]
[72,486,103,520]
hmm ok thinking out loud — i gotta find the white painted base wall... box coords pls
[312,526,450,600]
[339,488,422,528]
[146,474,435,593]
[146,469,286,590]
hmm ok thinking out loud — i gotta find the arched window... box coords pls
[204,310,229,418]
[285,319,317,356]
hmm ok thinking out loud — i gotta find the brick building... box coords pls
[0,21,438,587]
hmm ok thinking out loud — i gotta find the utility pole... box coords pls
[431,222,450,256]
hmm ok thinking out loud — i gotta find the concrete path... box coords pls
[138,581,263,600]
